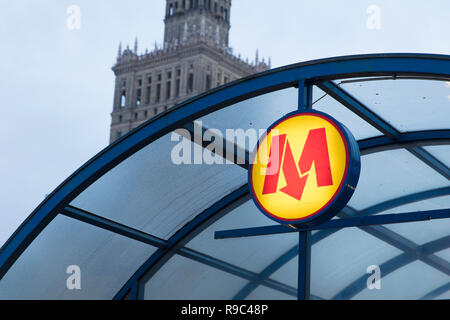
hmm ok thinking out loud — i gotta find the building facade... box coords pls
[110,0,270,143]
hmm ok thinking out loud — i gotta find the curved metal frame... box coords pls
[1,54,449,300]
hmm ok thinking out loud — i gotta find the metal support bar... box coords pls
[297,231,311,300]
[61,205,167,249]
[129,282,138,300]
[298,80,313,110]
[215,209,450,239]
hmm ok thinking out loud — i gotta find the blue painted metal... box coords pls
[317,81,399,138]
[233,230,337,300]
[215,209,450,239]
[298,80,313,110]
[333,236,450,299]
[420,282,450,300]
[297,231,311,300]
[408,146,450,180]
[61,206,167,249]
[129,282,138,300]
[1,54,450,299]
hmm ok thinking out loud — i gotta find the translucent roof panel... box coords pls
[71,133,247,239]
[0,215,156,299]
[375,195,450,244]
[423,145,450,168]
[143,254,248,300]
[340,79,450,132]
[186,200,298,273]
[269,255,298,290]
[348,149,450,211]
[354,261,449,300]
[310,227,402,300]
[199,87,298,152]
[312,86,383,140]
[245,285,295,300]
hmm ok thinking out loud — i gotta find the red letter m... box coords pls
[262,128,333,201]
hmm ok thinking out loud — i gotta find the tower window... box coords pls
[146,86,151,104]
[120,91,126,108]
[214,2,217,12]
[156,83,161,102]
[169,4,174,16]
[187,73,194,93]
[136,88,142,106]
[137,79,142,86]
[182,0,185,9]
[158,74,162,81]
[119,115,122,122]
[175,2,178,9]
[206,75,211,90]
[144,110,148,118]
[167,71,172,79]
[224,9,228,21]
[175,79,180,97]
[166,81,171,100]
[148,76,152,84]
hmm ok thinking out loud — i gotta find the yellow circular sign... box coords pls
[249,111,360,226]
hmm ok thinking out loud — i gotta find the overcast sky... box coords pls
[1,0,449,246]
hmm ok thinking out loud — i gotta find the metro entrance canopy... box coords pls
[0,54,449,300]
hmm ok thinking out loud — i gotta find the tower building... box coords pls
[110,0,270,143]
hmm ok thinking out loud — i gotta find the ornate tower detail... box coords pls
[109,0,270,143]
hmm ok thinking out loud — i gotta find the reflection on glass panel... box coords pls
[312,86,382,140]
[245,285,295,300]
[423,145,450,168]
[0,215,156,299]
[354,261,449,300]
[269,255,297,289]
[143,255,247,300]
[186,200,298,273]
[435,248,450,262]
[311,227,402,300]
[348,149,450,210]
[340,79,450,132]
[435,290,450,300]
[199,87,298,152]
[72,133,247,239]
[378,195,450,215]
[385,218,450,246]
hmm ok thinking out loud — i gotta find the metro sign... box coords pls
[249,111,360,227]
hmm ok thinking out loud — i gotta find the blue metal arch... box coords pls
[1,54,450,299]
[232,186,450,300]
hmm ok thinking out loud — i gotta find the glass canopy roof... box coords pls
[0,54,448,300]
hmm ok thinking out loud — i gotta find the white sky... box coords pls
[0,0,449,246]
